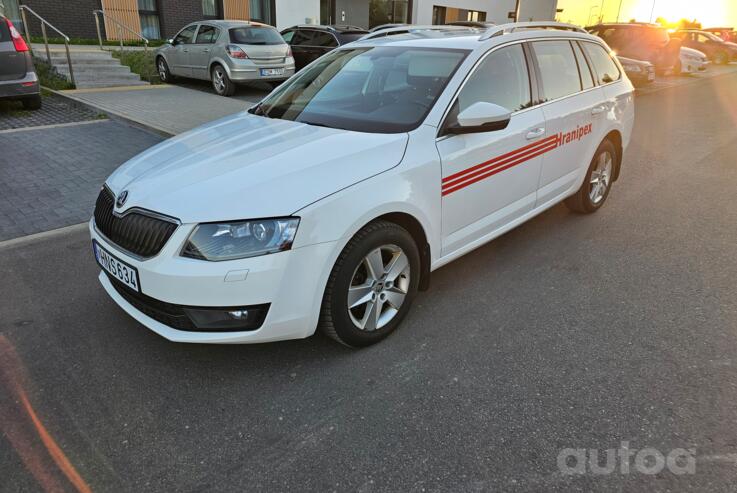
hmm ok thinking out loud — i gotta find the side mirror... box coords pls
[446,102,512,135]
[167,38,176,46]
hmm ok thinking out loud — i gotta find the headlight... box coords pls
[181,218,300,261]
[622,64,642,73]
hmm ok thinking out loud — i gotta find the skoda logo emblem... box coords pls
[116,190,129,208]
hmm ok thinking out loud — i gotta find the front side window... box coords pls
[255,47,468,133]
[229,27,284,45]
[455,44,532,115]
[174,25,197,45]
[582,41,621,85]
[195,25,219,44]
[531,40,582,101]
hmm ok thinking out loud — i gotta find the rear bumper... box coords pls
[0,71,40,99]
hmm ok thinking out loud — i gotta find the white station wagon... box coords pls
[91,22,635,347]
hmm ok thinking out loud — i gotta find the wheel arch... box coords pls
[209,58,232,78]
[604,129,623,181]
[372,212,432,291]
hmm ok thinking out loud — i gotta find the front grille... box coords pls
[107,274,197,330]
[93,187,178,258]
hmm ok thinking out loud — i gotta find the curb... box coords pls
[42,86,175,138]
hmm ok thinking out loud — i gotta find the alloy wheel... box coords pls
[589,151,613,205]
[213,68,226,94]
[347,244,411,331]
[158,60,167,81]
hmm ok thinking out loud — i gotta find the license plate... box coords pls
[260,68,284,77]
[93,241,140,292]
[648,72,655,81]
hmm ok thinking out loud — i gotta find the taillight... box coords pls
[5,18,28,52]
[226,44,248,59]
[286,46,293,58]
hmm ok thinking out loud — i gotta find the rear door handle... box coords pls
[591,105,608,115]
[526,127,546,140]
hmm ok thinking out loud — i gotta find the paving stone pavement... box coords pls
[0,94,104,131]
[0,120,162,241]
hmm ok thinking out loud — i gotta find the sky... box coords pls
[556,0,737,28]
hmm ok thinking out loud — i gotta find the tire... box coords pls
[157,57,173,83]
[319,220,421,348]
[565,139,617,214]
[211,64,236,97]
[22,95,42,110]
[714,51,729,65]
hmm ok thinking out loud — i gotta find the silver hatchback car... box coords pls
[156,20,295,96]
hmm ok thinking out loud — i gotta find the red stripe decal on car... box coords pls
[442,123,593,197]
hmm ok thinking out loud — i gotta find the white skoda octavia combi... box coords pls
[91,22,635,347]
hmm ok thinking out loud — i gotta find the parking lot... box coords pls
[1,59,737,492]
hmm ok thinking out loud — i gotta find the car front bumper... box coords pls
[90,220,337,344]
[0,71,40,99]
[682,59,709,73]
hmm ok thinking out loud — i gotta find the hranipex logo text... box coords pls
[442,123,594,196]
[556,123,593,146]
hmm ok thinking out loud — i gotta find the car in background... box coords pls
[588,23,681,73]
[446,21,495,28]
[703,27,736,43]
[617,56,655,86]
[672,30,737,65]
[0,14,41,110]
[281,25,369,70]
[679,47,709,74]
[156,20,295,97]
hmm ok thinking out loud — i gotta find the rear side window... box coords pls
[572,41,595,89]
[229,27,284,45]
[531,40,582,101]
[195,25,219,44]
[456,44,532,114]
[311,31,338,47]
[291,30,315,46]
[582,42,621,84]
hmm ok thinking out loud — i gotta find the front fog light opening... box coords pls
[184,304,270,331]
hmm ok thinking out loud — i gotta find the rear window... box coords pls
[0,19,11,42]
[582,42,621,84]
[229,27,284,45]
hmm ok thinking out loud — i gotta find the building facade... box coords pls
[4,0,558,41]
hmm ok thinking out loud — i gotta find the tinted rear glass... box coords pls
[0,19,11,42]
[229,27,284,45]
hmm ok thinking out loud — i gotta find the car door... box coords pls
[530,40,604,206]
[437,43,547,255]
[286,29,315,70]
[169,24,198,76]
[190,24,219,80]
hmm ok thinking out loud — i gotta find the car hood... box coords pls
[106,113,409,223]
[680,47,706,58]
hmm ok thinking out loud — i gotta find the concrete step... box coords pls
[73,80,150,89]
[65,73,144,83]
[57,65,135,76]
[48,56,119,65]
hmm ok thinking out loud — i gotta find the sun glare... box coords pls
[629,0,729,26]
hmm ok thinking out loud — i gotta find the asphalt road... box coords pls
[2,71,737,492]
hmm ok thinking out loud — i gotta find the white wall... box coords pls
[275,0,321,31]
[412,0,558,25]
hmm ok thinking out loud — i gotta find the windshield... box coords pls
[229,27,284,45]
[254,47,468,133]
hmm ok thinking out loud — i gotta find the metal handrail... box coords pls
[479,21,587,41]
[93,9,149,53]
[19,5,75,86]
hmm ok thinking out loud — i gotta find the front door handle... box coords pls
[203,49,210,53]
[591,105,607,115]
[526,127,546,140]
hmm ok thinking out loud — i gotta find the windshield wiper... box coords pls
[299,120,334,129]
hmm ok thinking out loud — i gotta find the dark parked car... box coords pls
[0,15,41,110]
[281,25,369,70]
[588,23,681,73]
[617,56,655,86]
[673,30,737,65]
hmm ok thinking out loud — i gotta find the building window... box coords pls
[250,0,274,25]
[202,0,219,18]
[369,0,410,28]
[138,0,161,39]
[432,5,486,25]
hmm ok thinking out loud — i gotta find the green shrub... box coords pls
[112,50,162,84]
[33,57,75,90]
